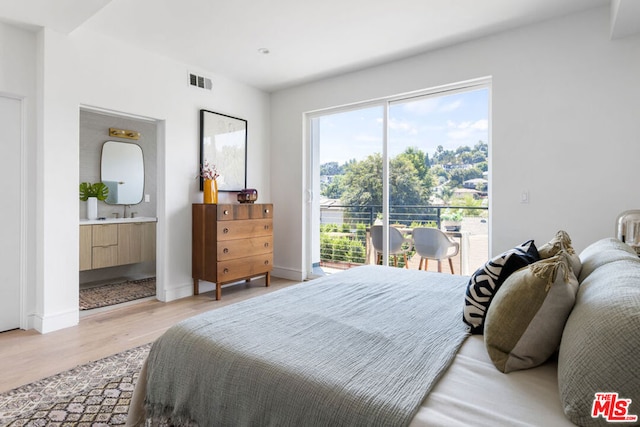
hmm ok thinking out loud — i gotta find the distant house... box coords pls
[453,188,481,199]
[443,163,473,171]
[320,198,345,225]
[463,178,488,189]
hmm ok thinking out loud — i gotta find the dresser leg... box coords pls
[193,278,199,295]
[216,283,221,300]
[265,272,270,287]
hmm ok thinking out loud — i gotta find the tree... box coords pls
[389,156,428,206]
[432,145,456,165]
[397,147,430,181]
[431,164,448,181]
[392,147,434,205]
[440,187,454,203]
[322,175,345,199]
[431,141,487,168]
[459,152,474,165]
[339,153,384,206]
[447,167,483,189]
[320,161,344,176]
[339,148,434,209]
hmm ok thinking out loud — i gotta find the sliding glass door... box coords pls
[308,81,489,277]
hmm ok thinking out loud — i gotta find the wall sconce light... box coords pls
[109,128,141,140]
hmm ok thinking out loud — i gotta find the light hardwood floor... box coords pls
[0,276,300,394]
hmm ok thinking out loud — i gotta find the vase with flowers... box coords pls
[200,161,219,204]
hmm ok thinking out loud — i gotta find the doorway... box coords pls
[0,94,24,332]
[78,108,159,313]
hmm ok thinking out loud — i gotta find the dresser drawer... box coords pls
[217,219,272,241]
[217,236,273,261]
[217,254,273,283]
[217,204,273,221]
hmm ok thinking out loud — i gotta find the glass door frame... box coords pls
[304,77,491,278]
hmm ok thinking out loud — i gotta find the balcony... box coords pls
[319,204,488,275]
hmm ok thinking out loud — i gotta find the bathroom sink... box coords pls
[80,216,157,225]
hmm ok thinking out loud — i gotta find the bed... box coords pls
[126,237,640,426]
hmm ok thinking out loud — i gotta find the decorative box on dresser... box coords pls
[192,203,273,300]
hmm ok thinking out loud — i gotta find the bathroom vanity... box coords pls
[79,217,156,271]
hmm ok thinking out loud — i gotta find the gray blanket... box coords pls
[137,266,470,427]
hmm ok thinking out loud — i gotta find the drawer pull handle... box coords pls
[264,225,269,230]
[264,260,269,265]
[264,243,269,248]
[224,210,229,215]
[223,228,229,234]
[223,248,229,254]
[265,209,269,214]
[223,268,229,274]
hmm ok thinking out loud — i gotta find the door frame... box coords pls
[0,92,27,331]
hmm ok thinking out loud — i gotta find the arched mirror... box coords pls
[101,141,144,205]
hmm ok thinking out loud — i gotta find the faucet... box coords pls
[123,205,138,218]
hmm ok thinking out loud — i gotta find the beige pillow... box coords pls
[558,258,640,426]
[578,237,639,282]
[538,230,582,277]
[484,252,579,373]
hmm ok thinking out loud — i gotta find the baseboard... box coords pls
[160,281,194,302]
[271,266,305,282]
[159,271,305,302]
[30,308,79,334]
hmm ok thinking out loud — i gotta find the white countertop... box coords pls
[80,216,157,225]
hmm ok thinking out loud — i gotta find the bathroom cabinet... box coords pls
[79,226,93,271]
[117,222,156,265]
[91,223,119,269]
[79,219,156,271]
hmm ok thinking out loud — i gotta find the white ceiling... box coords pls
[2,0,636,92]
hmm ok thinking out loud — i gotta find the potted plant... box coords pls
[79,182,109,220]
[441,208,463,232]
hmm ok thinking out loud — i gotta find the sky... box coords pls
[317,88,489,165]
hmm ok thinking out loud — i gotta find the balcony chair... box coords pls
[370,225,413,268]
[412,227,459,273]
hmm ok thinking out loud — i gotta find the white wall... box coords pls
[24,25,270,332]
[270,6,640,279]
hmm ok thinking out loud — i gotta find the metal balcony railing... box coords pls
[319,204,488,272]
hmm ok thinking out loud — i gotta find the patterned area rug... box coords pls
[80,277,156,310]
[0,344,151,426]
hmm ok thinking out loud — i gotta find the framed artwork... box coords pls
[200,109,247,191]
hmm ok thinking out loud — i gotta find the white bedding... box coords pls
[412,335,575,426]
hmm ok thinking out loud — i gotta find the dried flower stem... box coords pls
[199,161,219,180]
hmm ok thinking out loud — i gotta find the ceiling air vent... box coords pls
[188,72,212,90]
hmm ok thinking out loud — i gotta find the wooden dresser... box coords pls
[192,203,273,300]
